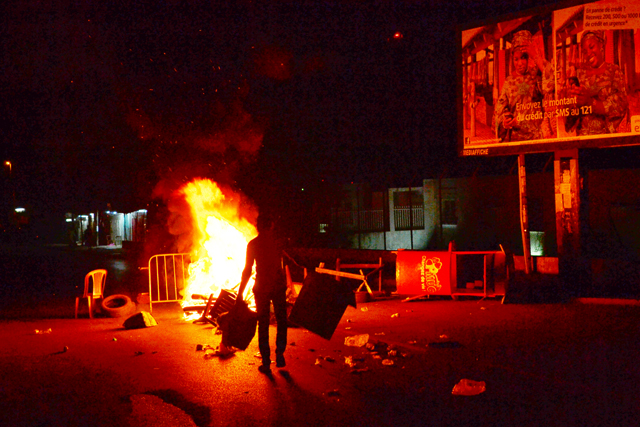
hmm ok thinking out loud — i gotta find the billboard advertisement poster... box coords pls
[460,0,640,156]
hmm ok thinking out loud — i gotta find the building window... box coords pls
[394,190,424,230]
[332,189,387,232]
[530,231,545,256]
[528,198,544,255]
[442,199,457,225]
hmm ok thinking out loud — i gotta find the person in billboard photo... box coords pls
[567,30,628,135]
[493,30,545,142]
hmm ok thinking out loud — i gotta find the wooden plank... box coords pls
[315,267,364,281]
[338,263,381,269]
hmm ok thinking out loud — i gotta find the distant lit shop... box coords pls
[66,209,147,247]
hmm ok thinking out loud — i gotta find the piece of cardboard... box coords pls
[289,272,356,340]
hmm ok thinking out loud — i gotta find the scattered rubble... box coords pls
[123,311,158,329]
[452,379,486,396]
[197,343,235,358]
[344,334,369,347]
[196,344,215,352]
[344,355,357,368]
[203,344,235,359]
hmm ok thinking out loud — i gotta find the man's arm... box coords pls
[236,242,254,302]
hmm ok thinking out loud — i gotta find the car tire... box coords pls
[101,294,136,318]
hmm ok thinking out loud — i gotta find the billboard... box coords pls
[459,0,640,156]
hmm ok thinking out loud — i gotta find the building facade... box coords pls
[326,169,640,262]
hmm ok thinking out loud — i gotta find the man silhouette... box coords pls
[237,214,287,374]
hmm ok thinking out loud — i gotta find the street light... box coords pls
[5,161,15,207]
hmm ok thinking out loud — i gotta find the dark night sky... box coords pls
[2,0,617,223]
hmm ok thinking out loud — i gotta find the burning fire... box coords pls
[179,178,257,312]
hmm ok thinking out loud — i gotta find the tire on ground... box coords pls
[101,294,136,318]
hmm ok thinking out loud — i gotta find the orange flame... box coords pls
[179,178,257,310]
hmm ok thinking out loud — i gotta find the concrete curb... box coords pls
[575,297,640,305]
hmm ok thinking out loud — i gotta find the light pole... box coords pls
[4,161,14,231]
[4,161,15,207]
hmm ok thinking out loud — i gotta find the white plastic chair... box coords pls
[75,269,107,319]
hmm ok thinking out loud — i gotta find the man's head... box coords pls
[513,49,530,76]
[511,30,533,76]
[256,214,275,233]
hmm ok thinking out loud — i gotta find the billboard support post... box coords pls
[518,154,532,274]
[469,82,476,138]
[554,149,581,283]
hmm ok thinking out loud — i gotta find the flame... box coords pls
[179,178,257,313]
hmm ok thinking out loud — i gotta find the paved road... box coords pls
[2,296,640,427]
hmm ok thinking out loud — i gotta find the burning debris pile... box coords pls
[171,178,258,318]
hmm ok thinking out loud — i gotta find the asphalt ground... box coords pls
[1,296,640,427]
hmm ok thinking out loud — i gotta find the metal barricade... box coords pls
[147,253,191,312]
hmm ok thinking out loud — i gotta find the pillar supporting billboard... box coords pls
[518,154,532,274]
[554,149,581,279]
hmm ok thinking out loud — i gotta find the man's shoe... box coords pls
[276,354,286,368]
[258,364,271,374]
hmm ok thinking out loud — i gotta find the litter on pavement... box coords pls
[344,355,357,368]
[452,379,486,396]
[123,311,158,329]
[344,333,369,347]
